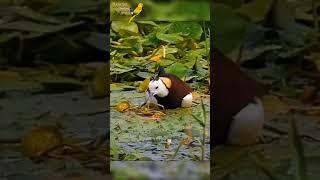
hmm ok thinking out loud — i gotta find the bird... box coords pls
[212,48,265,146]
[129,3,143,23]
[145,67,193,109]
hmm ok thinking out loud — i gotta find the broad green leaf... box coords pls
[156,32,183,44]
[142,31,161,47]
[111,21,139,34]
[159,59,174,67]
[136,21,159,26]
[9,6,61,24]
[236,0,274,23]
[168,22,203,39]
[272,0,313,46]
[213,3,250,54]
[0,32,21,43]
[0,21,83,33]
[45,0,103,13]
[165,63,189,79]
[156,47,178,56]
[146,1,209,21]
[214,0,244,8]
[83,32,107,51]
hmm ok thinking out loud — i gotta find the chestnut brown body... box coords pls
[212,48,265,145]
[154,73,192,109]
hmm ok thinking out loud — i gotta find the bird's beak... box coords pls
[152,93,157,96]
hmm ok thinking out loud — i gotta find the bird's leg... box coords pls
[140,93,150,108]
[157,104,165,110]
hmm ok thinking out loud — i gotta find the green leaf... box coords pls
[111,21,139,34]
[156,47,178,56]
[272,0,313,46]
[168,22,203,39]
[156,32,183,44]
[213,3,250,54]
[165,63,189,79]
[45,0,103,13]
[0,21,83,33]
[235,0,274,23]
[83,32,107,51]
[9,6,61,24]
[159,59,175,67]
[0,32,21,43]
[136,21,159,26]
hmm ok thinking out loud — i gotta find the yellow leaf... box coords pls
[137,78,150,92]
[116,101,130,112]
[262,95,290,114]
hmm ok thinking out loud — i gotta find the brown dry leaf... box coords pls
[116,101,130,112]
[138,107,154,116]
[150,111,165,121]
[181,136,193,145]
[180,123,193,145]
[299,85,317,104]
[184,123,193,138]
[262,95,290,114]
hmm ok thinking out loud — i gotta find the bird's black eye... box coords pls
[155,86,158,89]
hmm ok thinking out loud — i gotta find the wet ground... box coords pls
[213,100,320,180]
[0,66,109,179]
[110,90,210,161]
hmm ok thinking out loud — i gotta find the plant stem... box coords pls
[201,99,206,160]
[312,0,319,32]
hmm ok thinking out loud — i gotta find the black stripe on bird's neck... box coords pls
[159,78,169,89]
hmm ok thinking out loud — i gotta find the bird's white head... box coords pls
[148,79,169,98]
